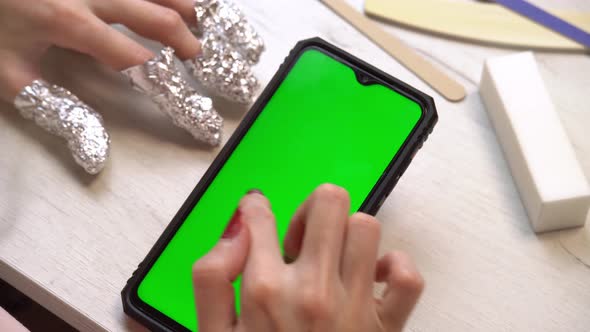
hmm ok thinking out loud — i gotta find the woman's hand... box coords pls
[1,0,262,172]
[192,184,424,332]
[0,0,200,101]
[0,0,205,173]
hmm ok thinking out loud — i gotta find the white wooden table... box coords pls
[1,0,589,331]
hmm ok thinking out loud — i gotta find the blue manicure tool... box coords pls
[493,0,590,49]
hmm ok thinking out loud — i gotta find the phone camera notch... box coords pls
[355,71,373,85]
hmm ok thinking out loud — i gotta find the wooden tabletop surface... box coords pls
[1,0,589,331]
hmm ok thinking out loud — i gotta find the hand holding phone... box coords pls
[193,186,424,332]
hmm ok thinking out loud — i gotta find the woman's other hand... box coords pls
[193,184,424,332]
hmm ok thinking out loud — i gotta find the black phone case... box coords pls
[121,37,438,332]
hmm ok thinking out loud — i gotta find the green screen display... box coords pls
[136,48,422,330]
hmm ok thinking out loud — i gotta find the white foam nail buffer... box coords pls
[480,52,590,233]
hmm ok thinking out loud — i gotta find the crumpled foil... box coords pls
[14,80,110,174]
[186,35,258,104]
[185,0,265,104]
[194,0,264,65]
[122,47,223,146]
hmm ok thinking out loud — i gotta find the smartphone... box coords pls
[122,37,437,332]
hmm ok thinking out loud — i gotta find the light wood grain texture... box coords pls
[365,0,590,51]
[322,0,466,102]
[1,0,590,331]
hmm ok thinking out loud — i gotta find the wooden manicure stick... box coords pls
[321,0,466,102]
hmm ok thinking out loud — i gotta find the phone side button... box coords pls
[410,146,419,160]
[376,194,387,209]
[386,174,401,197]
[400,159,411,176]
[130,262,144,278]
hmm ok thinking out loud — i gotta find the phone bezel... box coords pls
[121,37,438,332]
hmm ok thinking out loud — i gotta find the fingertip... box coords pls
[392,265,424,295]
[376,251,424,294]
[376,251,399,281]
[376,251,424,331]
[178,36,202,60]
[239,189,271,214]
[111,42,154,71]
[312,183,351,210]
[125,47,155,69]
[349,212,381,236]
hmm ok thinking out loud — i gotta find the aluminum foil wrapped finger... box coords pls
[14,80,110,174]
[185,33,258,104]
[122,47,223,146]
[194,0,265,64]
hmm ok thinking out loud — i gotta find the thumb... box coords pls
[192,208,250,332]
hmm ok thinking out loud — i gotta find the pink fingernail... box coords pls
[247,189,263,195]
[222,209,242,239]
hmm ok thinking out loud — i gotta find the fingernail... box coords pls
[222,208,242,239]
[247,189,263,195]
[283,255,295,264]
